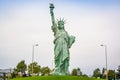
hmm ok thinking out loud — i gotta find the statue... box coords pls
[49,3,75,75]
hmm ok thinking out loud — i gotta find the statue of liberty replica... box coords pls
[49,3,75,75]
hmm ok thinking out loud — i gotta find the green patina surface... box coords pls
[49,3,75,75]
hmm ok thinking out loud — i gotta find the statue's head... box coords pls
[57,19,65,30]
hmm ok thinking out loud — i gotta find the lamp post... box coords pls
[32,44,38,76]
[101,44,108,80]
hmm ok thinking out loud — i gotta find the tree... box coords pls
[71,68,77,76]
[116,66,120,79]
[77,68,82,76]
[102,68,106,79]
[28,62,41,75]
[108,70,115,80]
[40,66,51,76]
[82,74,88,77]
[117,66,120,73]
[16,60,27,73]
[71,68,83,76]
[93,68,101,78]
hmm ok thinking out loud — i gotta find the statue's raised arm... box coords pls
[49,3,55,25]
[49,3,57,32]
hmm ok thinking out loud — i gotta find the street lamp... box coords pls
[101,44,108,80]
[32,44,38,76]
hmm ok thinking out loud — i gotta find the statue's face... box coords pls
[58,21,64,29]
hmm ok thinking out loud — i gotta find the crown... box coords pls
[57,18,65,24]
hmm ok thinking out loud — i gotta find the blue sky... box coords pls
[0,0,120,75]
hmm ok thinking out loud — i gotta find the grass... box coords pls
[10,76,105,80]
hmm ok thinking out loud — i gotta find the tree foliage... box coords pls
[93,68,116,80]
[77,68,82,76]
[28,62,41,75]
[93,68,101,78]
[116,66,120,79]
[108,70,115,80]
[117,66,120,74]
[71,68,77,76]
[16,60,27,73]
[101,68,106,79]
[40,66,51,76]
[71,68,82,76]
